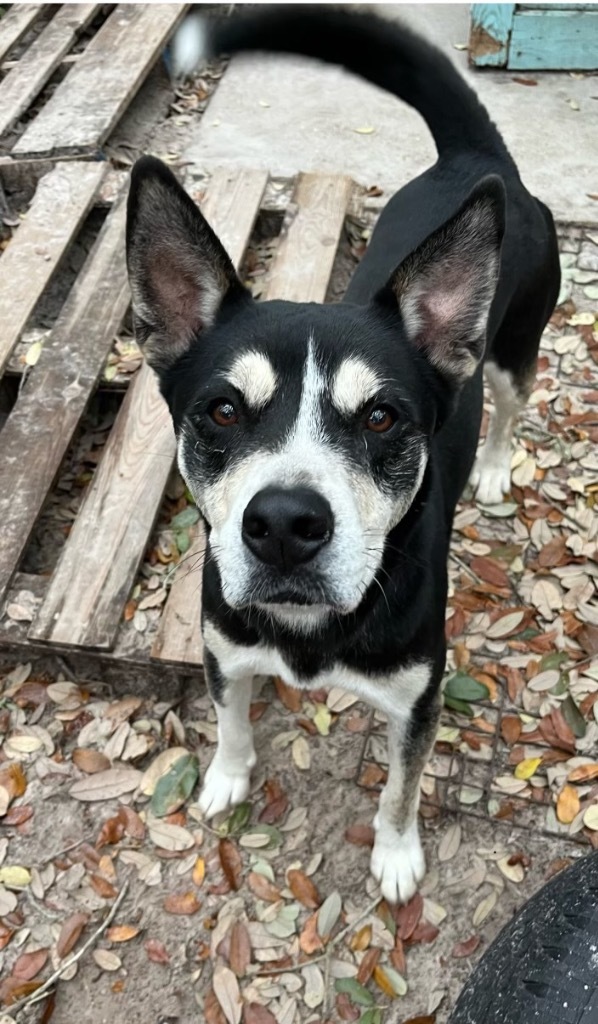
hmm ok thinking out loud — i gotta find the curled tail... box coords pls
[173,5,510,161]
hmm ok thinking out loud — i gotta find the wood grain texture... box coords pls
[32,169,267,653]
[469,4,515,66]
[264,173,353,303]
[0,5,98,140]
[13,4,187,156]
[153,172,353,666]
[0,161,105,376]
[151,169,269,665]
[509,9,598,70]
[0,196,129,606]
[0,4,46,64]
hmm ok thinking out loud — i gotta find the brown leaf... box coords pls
[578,625,598,656]
[95,814,126,849]
[144,938,170,964]
[193,856,206,887]
[287,868,321,909]
[205,986,228,1024]
[259,795,288,824]
[410,921,440,944]
[344,824,375,847]
[299,911,325,955]
[512,75,537,85]
[247,871,281,903]
[0,923,14,951]
[356,947,380,985]
[3,805,33,826]
[538,536,568,568]
[470,556,509,588]
[538,709,576,753]
[117,804,146,840]
[556,784,580,824]
[243,1003,278,1024]
[229,921,251,977]
[0,978,43,1006]
[89,874,118,900]
[163,891,201,916]
[106,925,140,943]
[373,964,401,998]
[402,1018,436,1024]
[568,763,598,783]
[390,938,406,975]
[501,716,521,745]
[13,948,49,981]
[452,934,481,958]
[350,924,372,951]
[72,749,111,774]
[336,993,361,1021]
[219,839,243,891]
[57,912,89,958]
[0,763,27,803]
[358,764,387,787]
[396,892,423,941]
[274,676,302,712]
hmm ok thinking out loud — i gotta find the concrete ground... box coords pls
[184,3,598,225]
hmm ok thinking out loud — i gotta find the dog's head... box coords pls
[127,158,503,629]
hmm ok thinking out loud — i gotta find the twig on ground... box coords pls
[12,879,130,1019]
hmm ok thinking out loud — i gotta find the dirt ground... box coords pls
[1,34,598,1024]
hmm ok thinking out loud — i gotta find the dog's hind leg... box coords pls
[370,692,441,905]
[470,360,532,506]
[198,649,256,818]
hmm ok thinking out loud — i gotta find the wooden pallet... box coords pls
[469,3,598,70]
[0,3,187,157]
[0,163,356,675]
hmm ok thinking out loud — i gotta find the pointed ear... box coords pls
[385,176,505,385]
[126,156,241,374]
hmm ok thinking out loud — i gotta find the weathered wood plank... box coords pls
[0,161,105,376]
[151,169,269,664]
[509,9,598,70]
[152,172,353,665]
[13,4,187,157]
[264,173,353,303]
[0,196,129,606]
[0,4,46,64]
[0,5,98,140]
[469,4,515,67]
[31,169,268,651]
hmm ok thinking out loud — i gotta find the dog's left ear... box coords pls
[384,176,505,385]
[126,156,244,374]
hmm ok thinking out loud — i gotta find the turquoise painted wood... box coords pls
[469,4,598,70]
[470,4,515,66]
[510,8,598,70]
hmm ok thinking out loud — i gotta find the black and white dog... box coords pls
[126,7,560,903]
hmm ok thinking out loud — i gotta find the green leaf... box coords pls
[540,651,569,672]
[170,506,200,529]
[223,801,252,835]
[359,1010,382,1024]
[175,528,191,554]
[150,754,199,817]
[335,978,375,1007]
[444,695,474,717]
[561,694,586,739]
[444,672,489,702]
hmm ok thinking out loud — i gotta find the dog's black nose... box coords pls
[242,486,333,572]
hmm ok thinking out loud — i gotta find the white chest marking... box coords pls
[203,619,431,720]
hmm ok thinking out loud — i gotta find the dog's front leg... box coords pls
[198,649,256,818]
[370,695,440,904]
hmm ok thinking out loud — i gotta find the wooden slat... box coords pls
[0,5,98,140]
[152,172,353,665]
[264,173,353,303]
[0,161,106,376]
[31,169,268,651]
[0,4,46,64]
[0,196,129,605]
[13,4,187,157]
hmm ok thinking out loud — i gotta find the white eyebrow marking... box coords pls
[331,357,383,416]
[225,351,278,409]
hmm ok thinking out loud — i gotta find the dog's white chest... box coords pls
[203,619,432,718]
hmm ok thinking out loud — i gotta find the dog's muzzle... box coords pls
[242,486,333,574]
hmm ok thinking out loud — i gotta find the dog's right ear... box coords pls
[126,156,242,374]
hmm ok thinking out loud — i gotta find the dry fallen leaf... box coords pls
[12,948,49,981]
[57,913,89,958]
[287,869,321,909]
[72,749,111,774]
[219,839,243,891]
[144,938,170,964]
[106,925,140,943]
[69,768,141,802]
[93,949,122,972]
[213,964,242,1024]
[229,921,251,977]
[556,784,580,824]
[163,891,201,915]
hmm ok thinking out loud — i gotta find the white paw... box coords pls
[370,818,425,905]
[470,453,512,505]
[198,752,256,818]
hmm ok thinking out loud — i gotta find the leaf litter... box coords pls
[0,231,596,1022]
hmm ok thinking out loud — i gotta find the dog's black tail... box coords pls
[174,5,511,161]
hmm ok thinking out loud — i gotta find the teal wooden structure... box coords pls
[469,3,598,70]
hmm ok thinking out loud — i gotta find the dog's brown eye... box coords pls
[210,400,239,427]
[366,406,396,433]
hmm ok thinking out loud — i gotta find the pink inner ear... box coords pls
[421,280,472,329]
[149,260,204,341]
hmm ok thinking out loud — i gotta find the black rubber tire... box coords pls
[448,852,598,1024]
